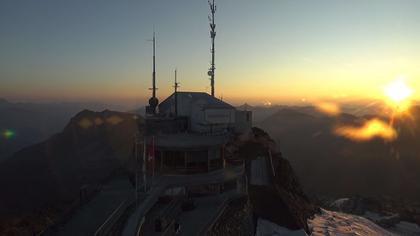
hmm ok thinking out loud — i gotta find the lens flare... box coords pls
[263,101,272,107]
[2,129,15,139]
[106,115,123,125]
[334,119,397,142]
[94,117,104,125]
[78,118,93,129]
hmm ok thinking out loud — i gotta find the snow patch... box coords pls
[389,221,420,236]
[330,198,350,209]
[308,209,396,236]
[256,218,307,236]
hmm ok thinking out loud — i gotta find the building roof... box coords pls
[159,91,234,110]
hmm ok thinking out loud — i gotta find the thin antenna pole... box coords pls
[208,0,216,97]
[152,32,156,98]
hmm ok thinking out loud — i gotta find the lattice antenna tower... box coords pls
[208,0,216,97]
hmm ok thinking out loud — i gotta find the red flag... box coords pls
[146,136,156,176]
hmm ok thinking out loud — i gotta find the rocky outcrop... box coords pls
[328,196,420,229]
[225,127,319,234]
[270,151,319,232]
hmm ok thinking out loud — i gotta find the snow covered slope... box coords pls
[309,209,396,236]
[256,218,308,236]
[256,209,419,235]
[389,221,420,236]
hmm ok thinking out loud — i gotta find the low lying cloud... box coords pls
[315,102,340,116]
[334,119,397,142]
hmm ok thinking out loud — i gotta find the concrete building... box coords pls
[144,91,252,175]
[159,92,236,133]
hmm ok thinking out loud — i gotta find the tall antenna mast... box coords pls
[173,69,180,116]
[151,31,157,98]
[147,31,159,114]
[208,0,216,97]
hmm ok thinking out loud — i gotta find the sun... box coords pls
[384,78,413,103]
[383,78,414,116]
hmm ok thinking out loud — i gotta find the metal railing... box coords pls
[94,197,135,236]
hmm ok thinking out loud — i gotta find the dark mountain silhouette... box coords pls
[0,101,123,161]
[258,106,420,201]
[0,98,8,104]
[237,104,287,123]
[129,106,146,116]
[0,110,140,235]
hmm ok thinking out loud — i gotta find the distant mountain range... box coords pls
[258,106,420,201]
[236,100,399,124]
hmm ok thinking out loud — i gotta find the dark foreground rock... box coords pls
[222,127,319,234]
[207,196,254,236]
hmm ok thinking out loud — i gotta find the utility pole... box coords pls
[208,0,216,97]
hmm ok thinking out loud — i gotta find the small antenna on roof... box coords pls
[173,69,180,116]
[174,68,180,92]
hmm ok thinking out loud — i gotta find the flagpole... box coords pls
[143,136,147,192]
[152,136,155,178]
[134,133,138,206]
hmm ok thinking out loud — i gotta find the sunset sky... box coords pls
[1,0,419,107]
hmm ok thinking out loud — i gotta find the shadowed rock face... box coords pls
[271,152,319,232]
[226,127,319,233]
[0,110,142,235]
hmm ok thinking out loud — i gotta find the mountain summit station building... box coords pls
[143,91,252,175]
